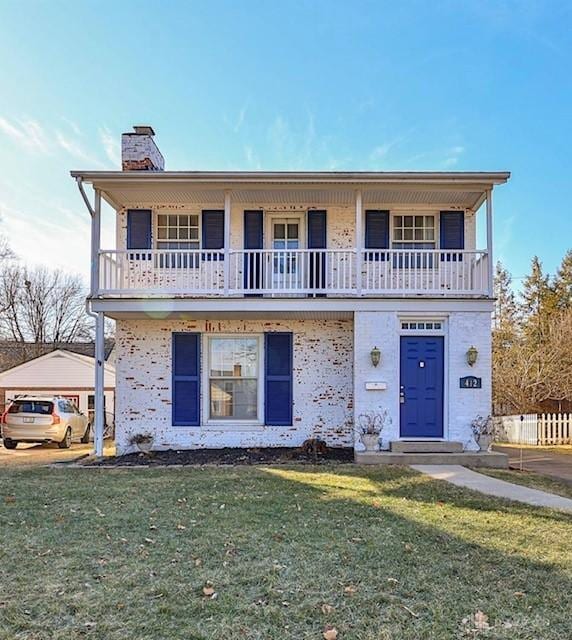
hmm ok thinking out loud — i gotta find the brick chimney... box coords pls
[121,125,165,171]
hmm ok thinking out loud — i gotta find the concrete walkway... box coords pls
[412,464,572,513]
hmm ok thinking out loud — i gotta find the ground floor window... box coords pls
[208,337,259,420]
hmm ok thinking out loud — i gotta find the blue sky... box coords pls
[0,0,570,285]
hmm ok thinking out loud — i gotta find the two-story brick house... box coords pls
[72,126,509,462]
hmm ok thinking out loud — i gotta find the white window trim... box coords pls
[264,212,306,251]
[201,334,264,427]
[154,210,202,251]
[390,212,439,249]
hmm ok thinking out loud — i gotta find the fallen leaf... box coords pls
[194,558,202,566]
[321,603,335,614]
[4,496,15,504]
[202,584,216,598]
[343,585,357,595]
[323,626,338,640]
[176,524,186,530]
[474,610,490,631]
[513,591,525,598]
[144,538,155,545]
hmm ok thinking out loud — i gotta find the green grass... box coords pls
[479,468,572,500]
[0,465,571,639]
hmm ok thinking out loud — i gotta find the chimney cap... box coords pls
[132,125,155,136]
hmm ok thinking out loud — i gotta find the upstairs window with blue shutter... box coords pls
[172,333,200,426]
[440,211,465,262]
[264,332,293,426]
[202,210,225,261]
[365,210,389,261]
[127,209,152,260]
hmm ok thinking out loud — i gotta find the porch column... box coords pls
[91,189,102,297]
[224,190,231,294]
[355,189,363,295]
[486,188,493,296]
[94,311,105,457]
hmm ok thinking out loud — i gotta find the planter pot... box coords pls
[361,433,380,452]
[477,434,493,452]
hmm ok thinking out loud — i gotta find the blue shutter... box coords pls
[440,211,464,262]
[365,210,389,261]
[307,210,327,293]
[172,333,200,426]
[127,209,152,259]
[202,210,225,260]
[244,210,263,295]
[265,332,293,426]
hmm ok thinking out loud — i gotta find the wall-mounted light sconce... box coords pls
[370,346,381,367]
[466,345,478,367]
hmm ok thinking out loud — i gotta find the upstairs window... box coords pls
[156,214,200,250]
[393,215,435,249]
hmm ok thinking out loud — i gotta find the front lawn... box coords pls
[0,465,571,639]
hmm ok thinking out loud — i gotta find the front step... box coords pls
[390,440,463,454]
[355,451,508,468]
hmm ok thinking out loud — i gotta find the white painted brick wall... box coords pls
[353,310,491,451]
[115,318,353,453]
[121,133,165,171]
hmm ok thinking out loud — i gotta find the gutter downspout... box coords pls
[76,178,105,458]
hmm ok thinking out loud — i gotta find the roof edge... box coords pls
[70,170,511,185]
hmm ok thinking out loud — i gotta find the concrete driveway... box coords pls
[493,444,572,485]
[0,440,115,467]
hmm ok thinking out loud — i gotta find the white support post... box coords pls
[94,311,105,457]
[486,188,493,297]
[355,189,363,295]
[224,190,231,294]
[91,189,102,297]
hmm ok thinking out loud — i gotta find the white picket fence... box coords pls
[495,413,572,445]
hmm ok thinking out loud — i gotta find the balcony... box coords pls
[98,248,490,298]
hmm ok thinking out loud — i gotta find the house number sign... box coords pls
[459,375,482,389]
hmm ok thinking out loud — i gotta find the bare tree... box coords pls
[0,265,91,344]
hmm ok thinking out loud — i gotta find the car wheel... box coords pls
[58,427,72,449]
[3,438,17,450]
[80,423,91,444]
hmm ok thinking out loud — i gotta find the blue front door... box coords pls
[399,336,444,438]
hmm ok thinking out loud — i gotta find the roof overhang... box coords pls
[71,170,509,211]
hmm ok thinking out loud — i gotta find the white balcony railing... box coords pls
[98,249,489,297]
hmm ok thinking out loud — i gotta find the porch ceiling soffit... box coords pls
[89,180,503,211]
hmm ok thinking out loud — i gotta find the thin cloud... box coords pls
[0,117,50,154]
[99,126,121,167]
[224,103,249,134]
[55,130,105,167]
[442,145,465,168]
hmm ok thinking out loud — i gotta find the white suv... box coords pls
[1,396,90,450]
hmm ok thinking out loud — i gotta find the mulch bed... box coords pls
[86,446,354,467]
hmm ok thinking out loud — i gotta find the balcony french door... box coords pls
[270,217,302,291]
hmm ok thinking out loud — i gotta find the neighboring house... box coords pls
[72,125,509,458]
[0,349,115,424]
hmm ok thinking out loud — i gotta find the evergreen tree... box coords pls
[553,249,572,310]
[520,256,557,344]
[493,261,518,334]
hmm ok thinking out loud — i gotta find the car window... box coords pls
[9,401,53,415]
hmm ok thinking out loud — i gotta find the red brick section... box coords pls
[122,158,159,171]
